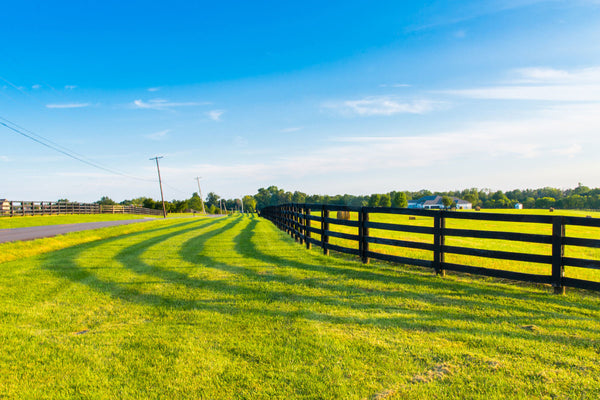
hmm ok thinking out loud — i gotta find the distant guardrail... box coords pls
[0,200,163,217]
[260,203,600,294]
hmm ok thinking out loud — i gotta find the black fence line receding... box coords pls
[0,201,163,217]
[259,203,600,294]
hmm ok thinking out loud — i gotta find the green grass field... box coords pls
[308,208,600,283]
[1,214,599,399]
[0,213,154,229]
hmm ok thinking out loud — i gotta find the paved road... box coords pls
[0,219,154,244]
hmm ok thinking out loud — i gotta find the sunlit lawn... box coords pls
[1,214,599,399]
[0,213,154,229]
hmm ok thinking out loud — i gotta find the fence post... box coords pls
[297,204,304,245]
[305,205,311,250]
[322,205,329,256]
[286,205,291,235]
[293,204,299,242]
[552,216,565,295]
[434,211,446,276]
[360,207,370,264]
[278,206,283,230]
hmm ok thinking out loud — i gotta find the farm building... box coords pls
[407,195,472,210]
[515,203,523,209]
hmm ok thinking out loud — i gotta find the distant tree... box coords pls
[185,192,203,211]
[205,192,220,208]
[379,194,392,207]
[292,191,307,204]
[142,198,156,209]
[535,197,556,209]
[523,197,535,209]
[171,199,189,213]
[463,193,479,207]
[392,192,408,208]
[442,196,454,209]
[242,195,257,212]
[413,189,432,200]
[57,198,69,203]
[571,183,590,196]
[350,197,366,207]
[561,194,585,209]
[96,196,117,205]
[254,186,287,209]
[126,197,147,206]
[368,194,381,207]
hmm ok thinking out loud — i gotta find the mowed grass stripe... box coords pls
[0,214,599,399]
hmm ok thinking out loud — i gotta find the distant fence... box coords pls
[260,203,600,294]
[0,201,163,217]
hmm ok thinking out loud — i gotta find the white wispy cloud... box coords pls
[32,84,42,89]
[444,66,600,101]
[207,109,225,121]
[443,85,600,101]
[133,99,210,110]
[46,103,90,109]
[169,102,598,191]
[509,66,600,84]
[145,129,171,140]
[148,87,160,92]
[328,97,437,116]
[0,155,9,162]
[64,85,77,90]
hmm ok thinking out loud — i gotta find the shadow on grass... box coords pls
[41,217,228,307]
[230,217,600,346]
[40,213,600,348]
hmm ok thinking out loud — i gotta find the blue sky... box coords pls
[1,0,600,202]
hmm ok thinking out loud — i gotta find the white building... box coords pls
[407,195,472,210]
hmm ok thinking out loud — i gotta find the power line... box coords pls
[0,116,96,162]
[1,116,194,197]
[0,116,154,183]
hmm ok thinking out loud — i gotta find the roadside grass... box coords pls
[1,214,599,399]
[0,214,155,229]
[0,218,211,264]
[309,208,600,283]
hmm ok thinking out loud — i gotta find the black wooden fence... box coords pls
[0,201,163,217]
[260,203,600,294]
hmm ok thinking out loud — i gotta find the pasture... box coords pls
[303,208,600,284]
[0,213,599,399]
[0,214,152,230]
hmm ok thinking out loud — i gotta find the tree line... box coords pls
[249,184,600,211]
[95,192,247,214]
[92,183,600,214]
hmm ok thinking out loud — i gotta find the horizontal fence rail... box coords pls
[259,203,600,294]
[0,201,163,217]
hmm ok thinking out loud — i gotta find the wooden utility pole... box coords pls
[195,177,206,213]
[150,156,167,218]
